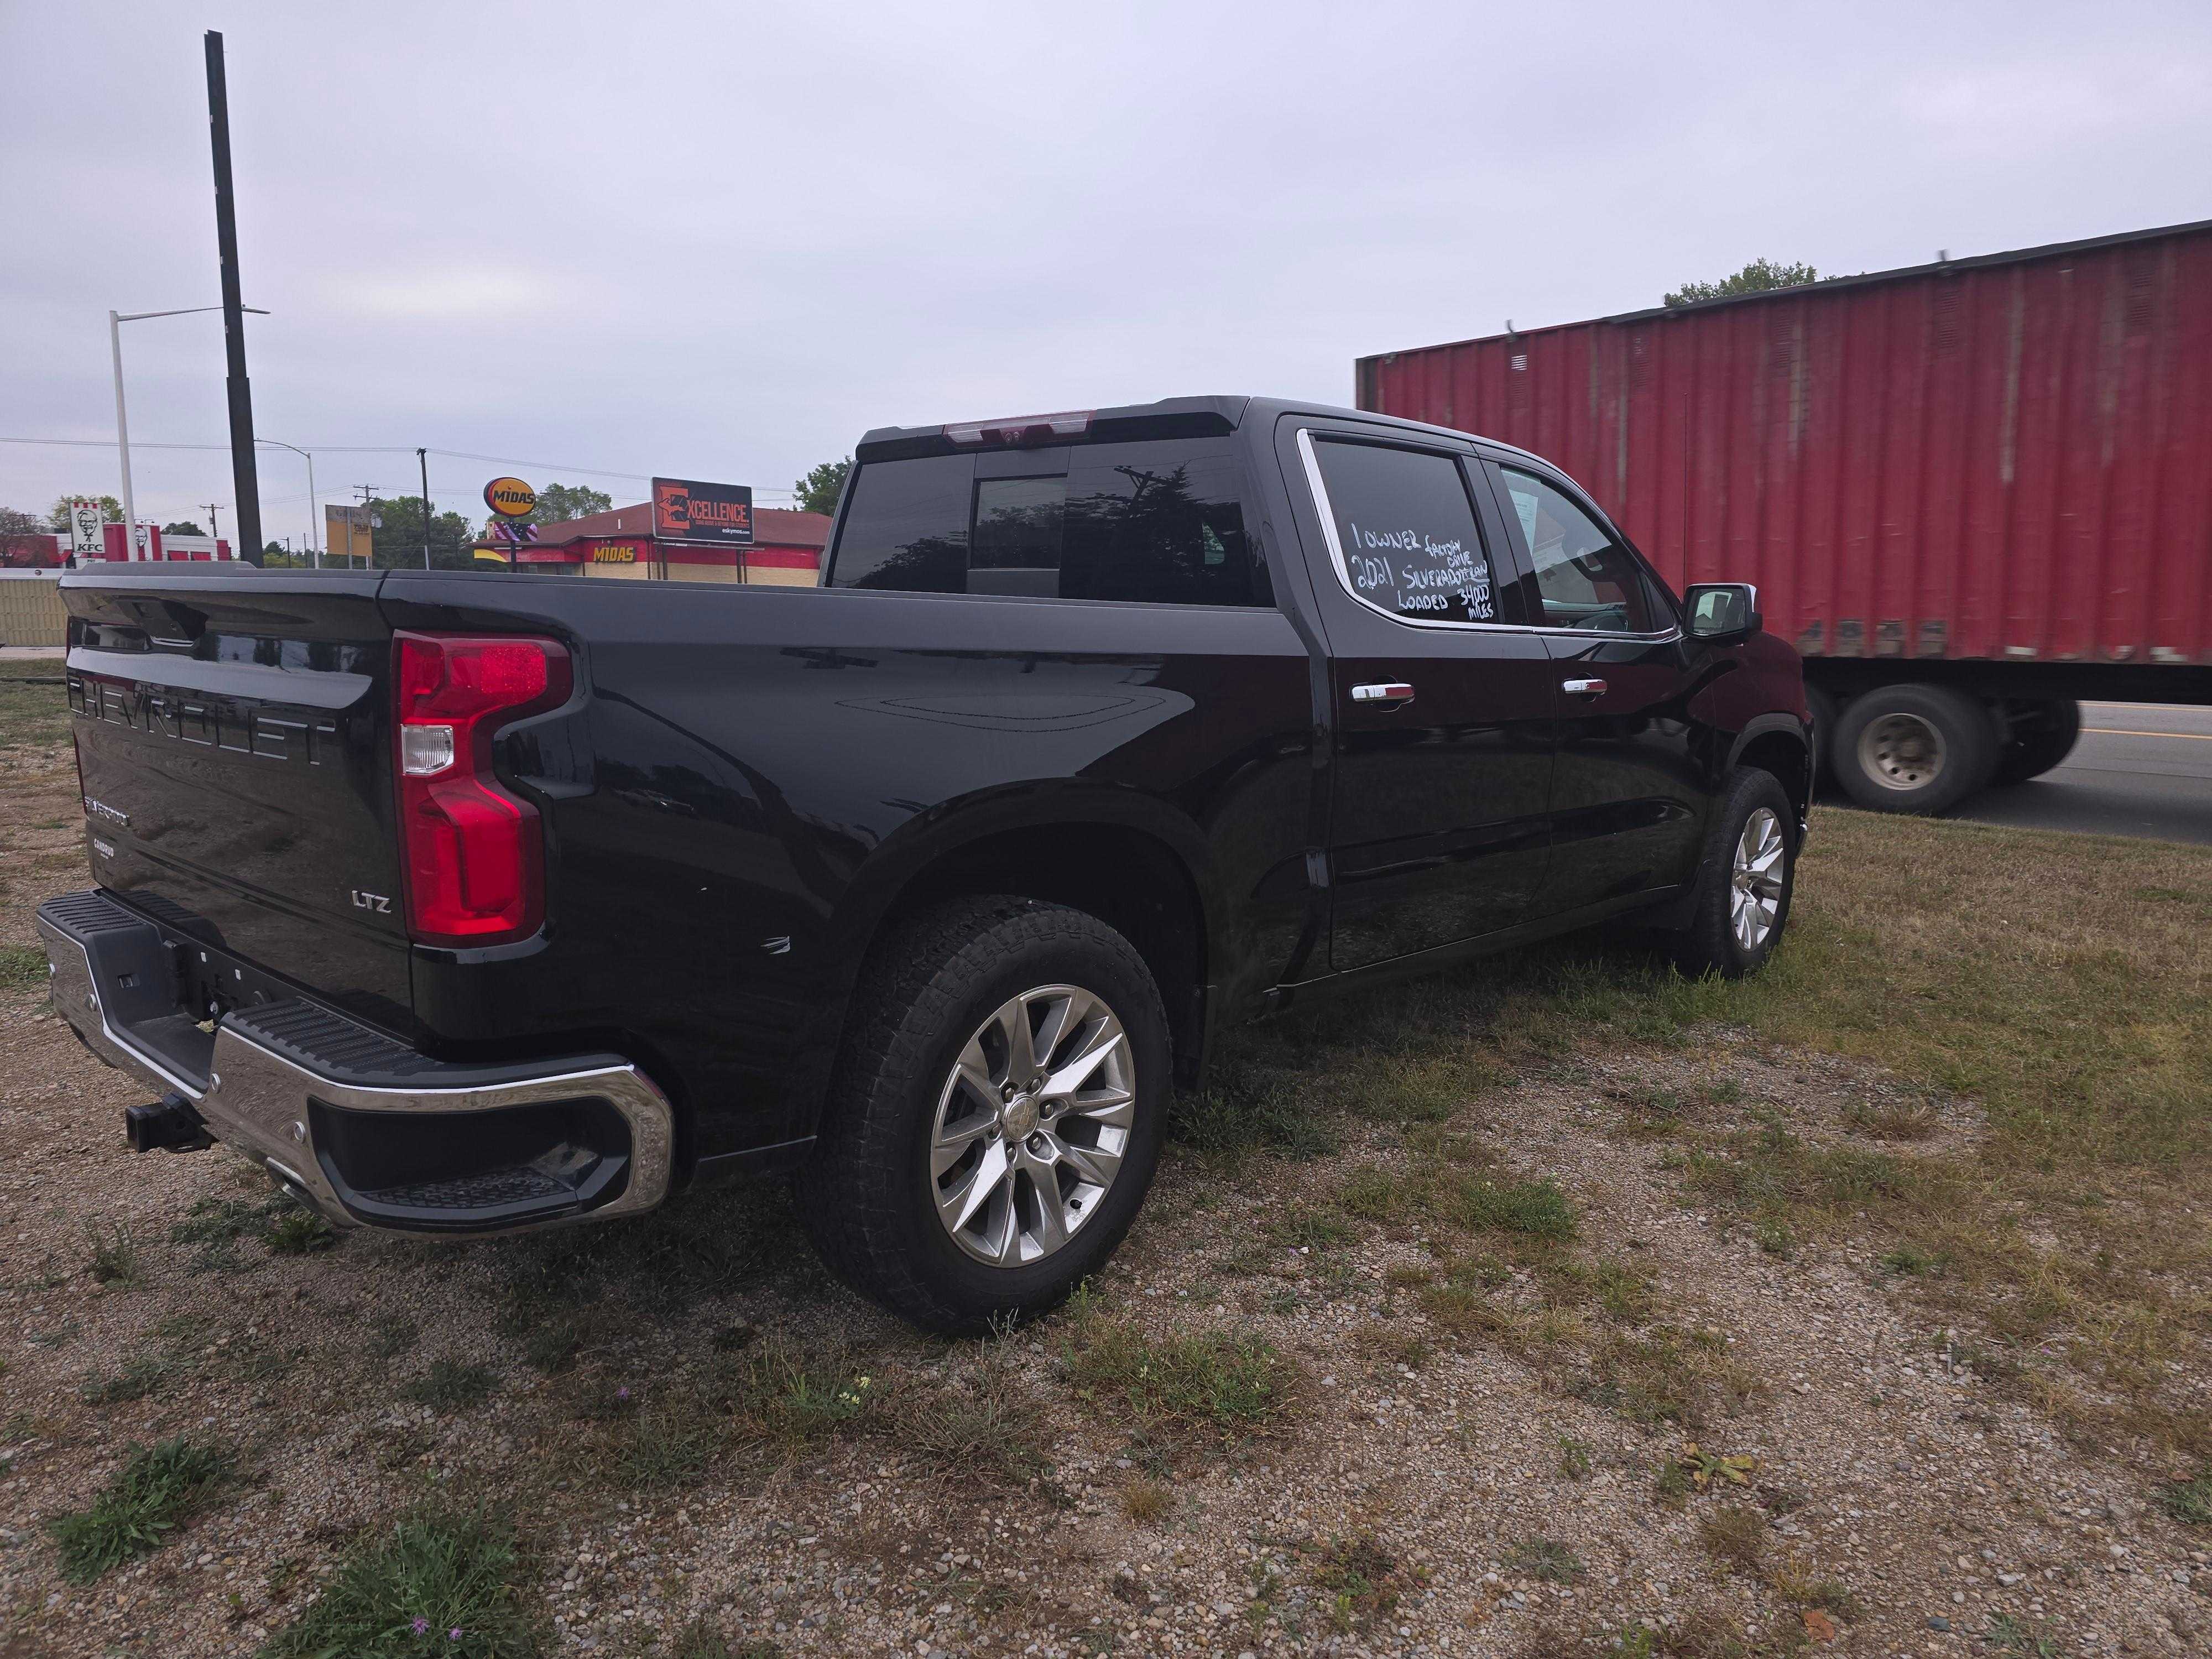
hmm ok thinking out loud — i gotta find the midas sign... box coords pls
[483,476,536,519]
[592,542,639,564]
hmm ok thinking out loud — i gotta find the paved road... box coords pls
[1948,702,2212,846]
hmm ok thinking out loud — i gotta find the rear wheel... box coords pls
[1831,684,1997,815]
[1667,767,1796,979]
[797,896,1168,1335]
[1991,697,2083,785]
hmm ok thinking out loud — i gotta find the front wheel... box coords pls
[1667,768,1797,979]
[797,896,1169,1335]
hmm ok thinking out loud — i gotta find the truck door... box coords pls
[1277,419,1558,973]
[1482,458,1709,914]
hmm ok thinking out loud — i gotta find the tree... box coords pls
[164,520,206,536]
[1,507,46,536]
[794,457,851,517]
[368,495,482,570]
[1663,258,1820,309]
[261,540,305,567]
[48,494,122,530]
[529,482,614,527]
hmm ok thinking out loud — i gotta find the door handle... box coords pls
[1562,678,1608,697]
[1350,682,1416,706]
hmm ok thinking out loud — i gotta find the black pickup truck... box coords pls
[39,395,1810,1332]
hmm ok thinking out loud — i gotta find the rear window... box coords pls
[831,441,1267,607]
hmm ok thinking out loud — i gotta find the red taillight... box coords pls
[392,632,571,945]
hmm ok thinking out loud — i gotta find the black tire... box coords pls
[1991,697,2083,785]
[1668,767,1798,979]
[1663,770,1796,982]
[797,896,1170,1335]
[1804,682,1841,796]
[1830,684,1997,815]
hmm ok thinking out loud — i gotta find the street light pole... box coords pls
[107,301,268,561]
[418,447,432,570]
[108,311,137,554]
[255,439,319,567]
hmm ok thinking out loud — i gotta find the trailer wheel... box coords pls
[1831,684,1997,815]
[1991,698,2083,785]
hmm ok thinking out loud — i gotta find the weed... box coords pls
[402,1360,500,1411]
[1505,1535,1582,1584]
[1441,1175,1576,1242]
[369,1316,420,1361]
[1593,1261,1655,1323]
[1880,1245,1940,1276]
[2155,1470,2212,1526]
[1267,1208,1353,1251]
[1122,1478,1170,1522]
[1335,1166,1408,1221]
[519,1317,583,1375]
[1697,1506,1765,1571]
[0,943,45,993]
[1652,1458,1691,1509]
[1754,1219,1794,1258]
[1556,1435,1592,1480]
[265,1206,338,1256]
[878,1371,1049,1486]
[1312,1533,1411,1621]
[1066,1305,1289,1439]
[1981,1612,2062,1656]
[86,1226,139,1286]
[615,1408,716,1489]
[708,1332,874,1448]
[79,1355,169,1406]
[259,1506,535,1658]
[1678,1441,1757,1491]
[1171,1070,1334,1164]
[1846,1098,1940,1140]
[46,1438,229,1583]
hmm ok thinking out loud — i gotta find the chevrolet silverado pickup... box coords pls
[39,395,1811,1332]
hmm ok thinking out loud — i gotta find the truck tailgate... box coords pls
[62,570,413,1031]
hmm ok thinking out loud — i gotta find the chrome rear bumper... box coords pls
[38,889,673,1235]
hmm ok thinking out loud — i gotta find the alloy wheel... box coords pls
[927,984,1135,1267]
[1730,807,1786,952]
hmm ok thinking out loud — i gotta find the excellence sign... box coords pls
[653,477,753,546]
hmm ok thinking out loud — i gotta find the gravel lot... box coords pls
[3,675,2208,1658]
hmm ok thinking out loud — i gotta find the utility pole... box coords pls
[354,483,377,568]
[205,32,263,566]
[205,504,222,542]
[418,447,432,569]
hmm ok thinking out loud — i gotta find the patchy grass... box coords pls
[402,1360,500,1412]
[79,1354,170,1406]
[46,1437,231,1583]
[264,1205,340,1255]
[1065,1297,1290,1441]
[259,1506,538,1658]
[706,1331,874,1450]
[0,942,47,993]
[1121,1478,1170,1522]
[1505,1535,1583,1585]
[1696,1506,1766,1572]
[1311,1533,1415,1627]
[85,1225,139,1285]
[2156,1470,2212,1527]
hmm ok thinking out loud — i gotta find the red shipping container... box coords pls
[1357,220,2212,671]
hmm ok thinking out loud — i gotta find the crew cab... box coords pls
[40,395,1810,1332]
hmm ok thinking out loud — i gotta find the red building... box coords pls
[479,503,831,585]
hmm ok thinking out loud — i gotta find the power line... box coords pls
[0,436,799,498]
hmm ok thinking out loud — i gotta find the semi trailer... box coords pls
[1357,219,2212,813]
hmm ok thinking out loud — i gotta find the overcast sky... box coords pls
[4,1,2208,550]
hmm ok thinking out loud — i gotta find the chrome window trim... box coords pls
[1294,427,1681,644]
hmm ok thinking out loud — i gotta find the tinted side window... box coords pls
[829,455,972,591]
[1498,466,1657,633]
[1310,439,1497,623]
[1062,439,1265,607]
[832,441,1265,605]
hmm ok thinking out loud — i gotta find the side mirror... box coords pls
[1686,582,1761,640]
